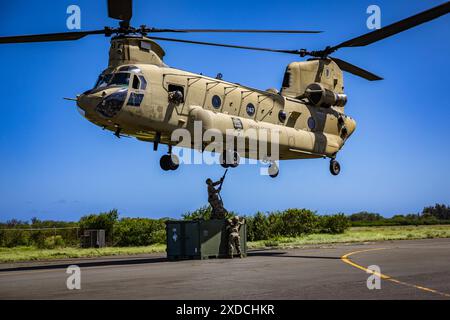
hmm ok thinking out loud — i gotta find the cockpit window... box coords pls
[109,72,131,86]
[118,65,141,73]
[95,74,112,88]
[93,69,145,90]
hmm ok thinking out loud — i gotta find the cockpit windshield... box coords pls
[94,72,130,89]
[93,64,148,91]
[109,72,131,86]
[94,74,113,88]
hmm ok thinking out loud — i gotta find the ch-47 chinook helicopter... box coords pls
[1,1,449,178]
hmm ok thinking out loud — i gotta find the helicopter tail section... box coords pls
[280,59,346,110]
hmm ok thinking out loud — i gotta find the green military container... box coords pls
[165,219,247,260]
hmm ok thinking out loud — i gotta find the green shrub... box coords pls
[39,235,65,249]
[0,229,31,247]
[279,209,320,237]
[247,209,349,240]
[319,214,350,234]
[181,205,235,221]
[31,231,47,248]
[182,206,212,220]
[113,218,166,246]
[267,211,284,237]
[246,212,270,241]
[79,209,118,244]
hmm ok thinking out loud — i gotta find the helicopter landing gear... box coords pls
[329,159,341,176]
[160,154,179,171]
[160,145,179,171]
[268,162,279,178]
[113,126,122,138]
[220,150,240,168]
[153,132,161,151]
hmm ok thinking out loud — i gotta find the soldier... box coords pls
[226,216,245,258]
[206,177,227,219]
[168,89,184,104]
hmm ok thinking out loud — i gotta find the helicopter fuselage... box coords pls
[77,63,356,162]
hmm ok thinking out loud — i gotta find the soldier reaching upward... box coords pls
[227,216,245,258]
[206,177,227,220]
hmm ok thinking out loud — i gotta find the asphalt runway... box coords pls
[1,238,450,299]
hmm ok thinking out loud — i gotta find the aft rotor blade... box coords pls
[147,28,322,34]
[0,30,106,44]
[331,1,450,51]
[331,57,383,81]
[107,0,132,21]
[147,36,301,54]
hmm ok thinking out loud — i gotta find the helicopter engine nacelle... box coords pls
[304,83,347,108]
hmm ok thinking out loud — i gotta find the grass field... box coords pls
[0,244,165,263]
[247,225,450,249]
[1,225,450,263]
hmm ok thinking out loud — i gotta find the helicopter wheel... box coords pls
[160,154,179,171]
[329,159,341,176]
[169,154,180,170]
[268,163,279,178]
[220,150,240,168]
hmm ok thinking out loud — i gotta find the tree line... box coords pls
[348,204,450,226]
[0,204,449,248]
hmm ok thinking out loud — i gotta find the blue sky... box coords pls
[0,0,449,221]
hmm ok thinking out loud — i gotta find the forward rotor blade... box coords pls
[331,1,450,51]
[148,36,301,54]
[0,30,106,44]
[107,0,132,21]
[331,57,383,81]
[147,28,322,34]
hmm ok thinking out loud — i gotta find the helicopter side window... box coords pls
[109,72,131,87]
[139,76,147,90]
[127,93,144,107]
[282,71,290,88]
[168,84,184,103]
[132,75,140,90]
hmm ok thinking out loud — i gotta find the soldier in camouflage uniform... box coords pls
[226,216,245,258]
[206,177,227,219]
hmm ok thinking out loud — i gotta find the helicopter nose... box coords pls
[345,117,357,137]
[94,88,128,118]
[77,88,128,119]
[76,92,103,115]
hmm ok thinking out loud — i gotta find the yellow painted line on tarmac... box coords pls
[341,248,450,298]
